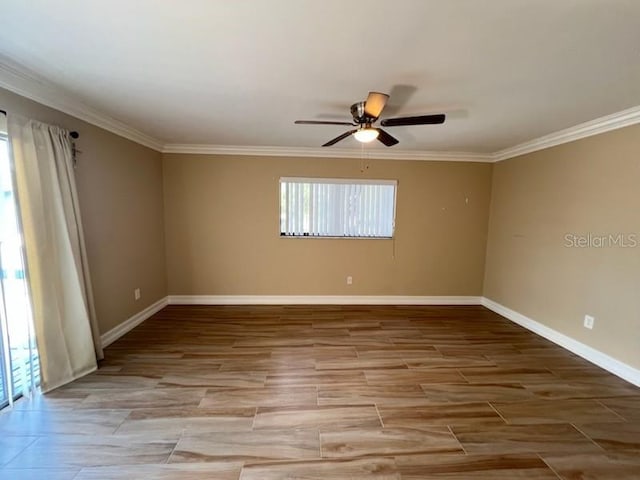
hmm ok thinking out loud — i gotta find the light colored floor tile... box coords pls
[318,384,431,407]
[80,387,206,409]
[74,462,243,480]
[3,305,636,478]
[378,402,505,428]
[200,387,317,408]
[364,369,467,385]
[0,409,130,435]
[452,423,602,455]
[116,407,255,434]
[0,436,38,466]
[577,422,640,452]
[419,383,534,403]
[320,427,462,457]
[170,430,320,463]
[6,434,178,468]
[542,452,640,480]
[492,398,625,425]
[0,468,79,480]
[397,453,559,479]
[239,457,401,480]
[253,405,381,430]
[159,373,266,388]
[597,396,640,421]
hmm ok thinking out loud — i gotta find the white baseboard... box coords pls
[100,296,169,347]
[481,297,640,387]
[167,295,483,305]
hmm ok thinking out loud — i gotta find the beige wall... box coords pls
[484,124,640,369]
[0,88,167,334]
[163,154,493,296]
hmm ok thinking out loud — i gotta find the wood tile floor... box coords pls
[1,305,639,479]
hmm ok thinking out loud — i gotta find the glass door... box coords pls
[0,317,8,408]
[0,126,39,410]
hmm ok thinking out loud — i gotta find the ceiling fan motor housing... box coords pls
[351,101,376,125]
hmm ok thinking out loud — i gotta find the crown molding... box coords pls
[0,56,165,151]
[493,105,640,161]
[2,56,639,161]
[161,143,494,162]
[161,105,640,162]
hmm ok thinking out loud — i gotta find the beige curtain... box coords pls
[8,114,102,392]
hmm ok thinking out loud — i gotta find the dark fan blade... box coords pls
[381,113,445,127]
[322,129,357,147]
[364,91,389,119]
[295,120,355,126]
[375,129,399,147]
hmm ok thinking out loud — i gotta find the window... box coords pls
[280,177,397,238]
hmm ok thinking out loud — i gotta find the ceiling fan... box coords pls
[295,91,445,147]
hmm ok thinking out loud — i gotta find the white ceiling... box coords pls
[1,0,639,154]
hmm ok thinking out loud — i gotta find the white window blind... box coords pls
[280,177,397,238]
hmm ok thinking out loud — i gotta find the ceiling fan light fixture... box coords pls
[295,91,445,147]
[354,127,379,143]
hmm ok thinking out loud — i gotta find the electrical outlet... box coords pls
[584,314,594,329]
[346,276,353,285]
[134,288,141,301]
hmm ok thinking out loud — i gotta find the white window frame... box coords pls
[279,177,397,239]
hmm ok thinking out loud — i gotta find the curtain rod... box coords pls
[0,109,80,138]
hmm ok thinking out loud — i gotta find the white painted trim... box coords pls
[100,296,169,347]
[493,105,640,161]
[0,55,165,151]
[158,106,640,162]
[162,144,493,163]
[481,297,640,387]
[168,295,482,305]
